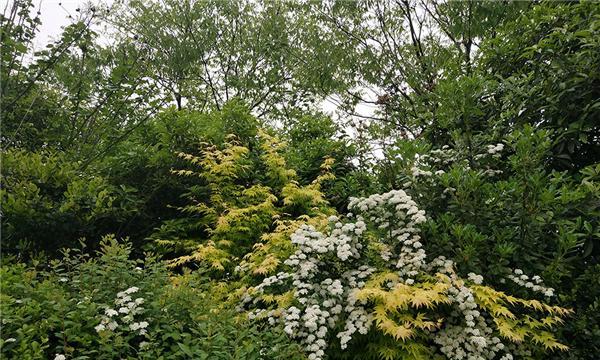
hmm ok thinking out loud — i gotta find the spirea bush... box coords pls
[242,189,571,360]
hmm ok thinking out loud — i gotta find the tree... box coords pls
[481,1,600,171]
[155,126,336,278]
[1,1,160,164]
[106,0,319,120]
[292,0,527,140]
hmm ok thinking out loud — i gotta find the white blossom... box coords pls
[507,269,554,297]
[96,287,148,337]
[105,308,118,317]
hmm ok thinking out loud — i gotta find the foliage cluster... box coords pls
[156,128,336,278]
[0,237,304,359]
[1,150,139,257]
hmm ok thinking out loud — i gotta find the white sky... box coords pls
[38,1,87,44]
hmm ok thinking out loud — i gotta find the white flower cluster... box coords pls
[508,269,554,297]
[349,190,427,280]
[467,272,484,285]
[410,142,506,186]
[411,166,433,177]
[475,143,505,177]
[336,289,372,349]
[428,146,458,165]
[95,286,148,336]
[428,255,455,275]
[282,218,366,265]
[409,146,456,180]
[429,259,538,359]
[473,143,505,160]
[482,169,503,177]
[246,259,375,359]
[435,280,509,360]
[486,143,504,156]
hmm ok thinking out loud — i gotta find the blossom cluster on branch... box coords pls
[507,268,555,297]
[95,287,149,337]
[410,143,506,186]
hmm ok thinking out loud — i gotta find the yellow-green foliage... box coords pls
[172,135,250,220]
[167,240,231,270]
[470,285,571,350]
[356,271,571,356]
[166,130,335,277]
[242,215,330,276]
[259,130,297,186]
[355,271,449,359]
[282,161,334,213]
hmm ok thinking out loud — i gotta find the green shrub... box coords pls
[1,150,140,257]
[0,236,304,359]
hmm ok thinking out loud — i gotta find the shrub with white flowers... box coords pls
[507,268,555,297]
[95,286,149,338]
[409,143,505,188]
[1,237,305,359]
[243,189,571,359]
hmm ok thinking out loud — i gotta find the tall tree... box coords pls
[106,0,319,120]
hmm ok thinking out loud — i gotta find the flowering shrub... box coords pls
[0,236,304,359]
[94,286,148,336]
[383,125,600,359]
[243,189,571,359]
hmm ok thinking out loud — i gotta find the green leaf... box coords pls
[178,342,194,357]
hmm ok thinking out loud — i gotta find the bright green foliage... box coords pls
[108,0,319,118]
[356,273,449,344]
[469,284,569,350]
[94,100,262,249]
[0,237,305,359]
[282,113,371,211]
[395,126,599,281]
[481,1,600,170]
[1,1,156,160]
[386,126,599,357]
